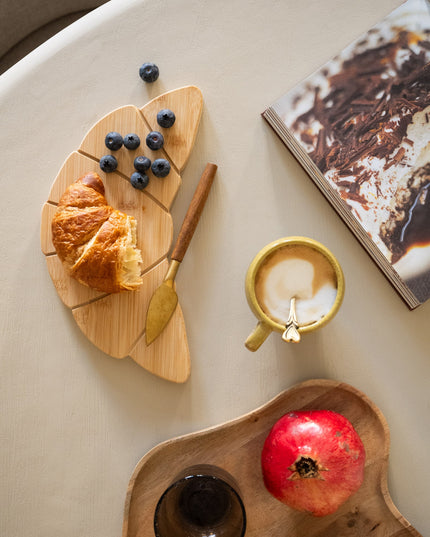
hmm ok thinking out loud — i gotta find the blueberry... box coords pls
[146,131,164,150]
[130,172,149,190]
[104,131,123,150]
[134,156,151,172]
[124,133,140,150]
[99,155,118,173]
[157,109,176,128]
[139,62,159,83]
[151,158,171,178]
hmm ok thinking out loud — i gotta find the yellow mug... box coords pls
[245,237,345,351]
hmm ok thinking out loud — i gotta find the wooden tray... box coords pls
[122,379,422,536]
[40,86,203,383]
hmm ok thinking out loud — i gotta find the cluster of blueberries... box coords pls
[99,107,176,191]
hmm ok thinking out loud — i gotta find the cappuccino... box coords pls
[255,245,338,327]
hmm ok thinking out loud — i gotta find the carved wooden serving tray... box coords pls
[122,379,421,536]
[40,86,203,383]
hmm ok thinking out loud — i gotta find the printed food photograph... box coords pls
[265,0,430,307]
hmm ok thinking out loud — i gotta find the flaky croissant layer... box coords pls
[51,172,143,294]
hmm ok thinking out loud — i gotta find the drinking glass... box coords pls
[154,464,246,537]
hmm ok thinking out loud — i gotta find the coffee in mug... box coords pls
[245,237,344,351]
[255,244,338,327]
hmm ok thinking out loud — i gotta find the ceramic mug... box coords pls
[245,237,345,351]
[154,464,246,537]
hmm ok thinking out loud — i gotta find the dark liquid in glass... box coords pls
[178,476,232,528]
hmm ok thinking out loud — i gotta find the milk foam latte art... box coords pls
[255,245,338,326]
[245,237,344,351]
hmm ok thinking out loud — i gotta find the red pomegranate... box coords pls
[261,409,365,517]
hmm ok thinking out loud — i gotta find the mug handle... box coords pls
[245,321,272,351]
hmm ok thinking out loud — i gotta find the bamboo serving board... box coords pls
[122,379,422,537]
[40,86,204,383]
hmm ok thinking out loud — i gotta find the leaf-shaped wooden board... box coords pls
[122,379,422,537]
[40,86,203,383]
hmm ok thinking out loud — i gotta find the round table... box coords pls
[1,0,428,535]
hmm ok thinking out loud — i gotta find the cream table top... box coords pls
[1,0,429,535]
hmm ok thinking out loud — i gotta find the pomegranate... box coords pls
[261,409,365,517]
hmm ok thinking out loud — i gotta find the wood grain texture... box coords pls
[171,162,217,262]
[141,86,203,173]
[40,86,203,382]
[122,379,422,537]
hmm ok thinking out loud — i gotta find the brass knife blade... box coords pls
[145,163,217,346]
[145,262,179,345]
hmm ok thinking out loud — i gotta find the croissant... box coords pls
[51,172,143,294]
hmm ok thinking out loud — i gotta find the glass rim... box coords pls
[153,471,247,537]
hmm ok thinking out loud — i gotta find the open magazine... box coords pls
[263,0,430,308]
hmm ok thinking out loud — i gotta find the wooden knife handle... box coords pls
[171,162,217,262]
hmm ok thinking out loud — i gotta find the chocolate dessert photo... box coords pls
[264,0,430,307]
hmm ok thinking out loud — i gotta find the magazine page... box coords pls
[266,0,430,306]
